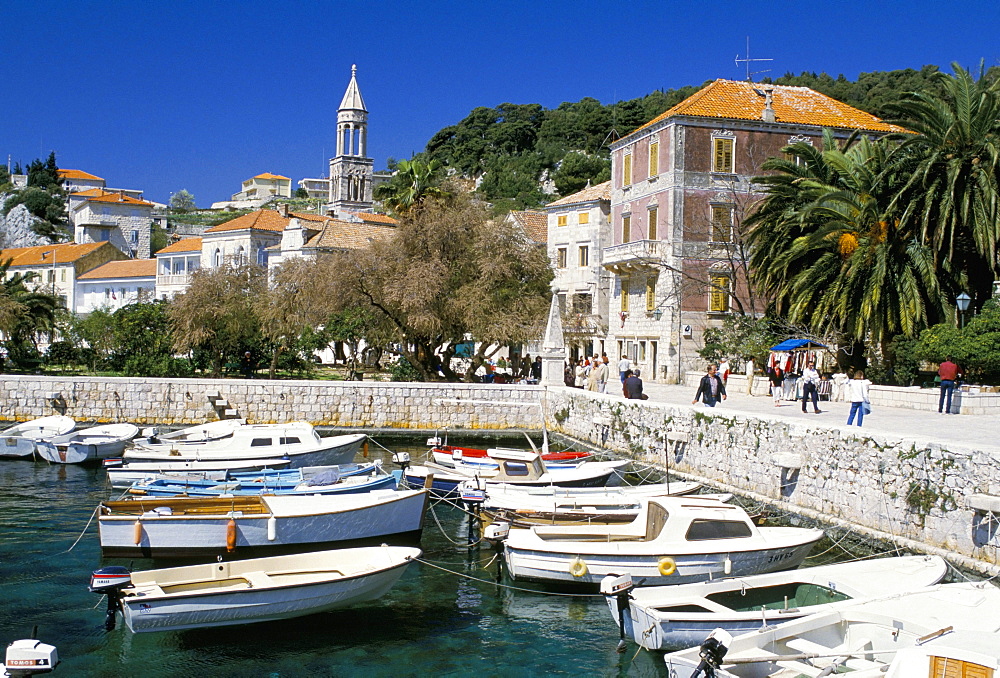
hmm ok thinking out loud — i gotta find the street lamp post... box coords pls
[956,292,972,329]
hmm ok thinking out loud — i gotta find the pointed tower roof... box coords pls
[339,64,367,112]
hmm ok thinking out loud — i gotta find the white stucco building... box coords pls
[76,259,156,312]
[69,190,154,258]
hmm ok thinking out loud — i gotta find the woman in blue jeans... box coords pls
[845,370,871,426]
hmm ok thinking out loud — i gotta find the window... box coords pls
[214,249,222,267]
[250,438,273,447]
[638,341,646,362]
[578,212,589,225]
[256,246,266,266]
[556,247,567,268]
[646,278,656,311]
[502,461,530,477]
[236,246,245,264]
[60,270,66,282]
[173,258,185,275]
[685,519,753,541]
[710,275,731,313]
[623,153,633,186]
[46,270,54,283]
[571,293,592,314]
[713,137,734,173]
[648,206,658,240]
[130,229,139,245]
[557,215,567,227]
[621,277,630,313]
[159,259,170,275]
[711,205,733,242]
[622,215,631,243]
[578,245,589,267]
[188,256,201,272]
[648,141,659,176]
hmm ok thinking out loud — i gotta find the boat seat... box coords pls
[243,571,271,588]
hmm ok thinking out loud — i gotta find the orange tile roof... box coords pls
[57,169,104,181]
[627,79,908,139]
[343,210,399,225]
[204,209,290,234]
[253,173,291,181]
[289,212,332,223]
[86,192,153,206]
[546,180,611,207]
[155,237,202,254]
[0,242,108,266]
[509,211,548,243]
[70,188,113,198]
[77,259,156,280]
[303,220,396,250]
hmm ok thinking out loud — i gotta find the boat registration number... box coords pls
[766,551,794,564]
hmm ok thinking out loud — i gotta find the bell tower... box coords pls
[329,65,374,215]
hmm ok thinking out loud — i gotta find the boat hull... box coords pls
[99,489,427,558]
[124,433,365,469]
[504,531,822,587]
[120,546,419,632]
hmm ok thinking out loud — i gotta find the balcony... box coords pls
[602,240,664,273]
[562,313,607,335]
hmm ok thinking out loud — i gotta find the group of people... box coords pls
[480,354,541,383]
[565,354,611,392]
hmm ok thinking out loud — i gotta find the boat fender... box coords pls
[569,557,588,578]
[226,518,237,552]
[133,519,143,546]
[267,515,277,541]
[724,556,732,575]
[657,556,676,577]
[362,441,369,458]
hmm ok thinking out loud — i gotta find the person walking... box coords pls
[768,366,784,406]
[692,364,727,407]
[623,369,646,399]
[800,360,822,414]
[617,355,631,383]
[846,370,871,427]
[718,358,731,387]
[593,356,609,393]
[745,358,755,396]
[938,357,961,414]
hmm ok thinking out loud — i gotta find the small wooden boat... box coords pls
[123,422,365,469]
[405,448,629,497]
[603,555,949,650]
[35,423,139,464]
[502,496,823,587]
[126,462,398,497]
[98,489,428,558]
[431,444,591,467]
[662,582,1000,677]
[0,415,76,458]
[105,458,292,488]
[90,544,421,633]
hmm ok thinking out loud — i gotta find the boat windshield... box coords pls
[684,519,753,541]
[704,582,851,611]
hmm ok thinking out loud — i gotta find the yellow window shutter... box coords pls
[714,138,734,173]
[623,154,632,186]
[648,206,658,240]
[649,142,659,176]
[621,277,630,312]
[646,278,655,310]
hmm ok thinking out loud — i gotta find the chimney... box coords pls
[278,203,290,218]
[762,88,775,123]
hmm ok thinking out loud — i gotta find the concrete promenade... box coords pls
[637,379,1000,455]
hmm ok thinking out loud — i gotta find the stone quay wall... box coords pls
[4,376,999,574]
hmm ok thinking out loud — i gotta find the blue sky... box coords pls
[3,1,999,206]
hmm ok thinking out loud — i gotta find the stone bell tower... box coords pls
[329,65,374,215]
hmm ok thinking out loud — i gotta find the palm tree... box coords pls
[373,158,447,216]
[884,62,1000,307]
[747,131,949,356]
[0,259,61,365]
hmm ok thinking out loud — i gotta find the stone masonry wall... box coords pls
[3,376,998,573]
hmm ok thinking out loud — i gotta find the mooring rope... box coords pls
[63,505,100,553]
[411,556,604,598]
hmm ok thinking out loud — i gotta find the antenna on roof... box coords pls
[735,36,772,82]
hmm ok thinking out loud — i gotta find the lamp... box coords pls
[956,292,971,328]
[652,309,663,321]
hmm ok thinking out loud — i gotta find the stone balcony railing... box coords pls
[602,240,664,272]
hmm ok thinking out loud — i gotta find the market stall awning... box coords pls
[769,339,827,352]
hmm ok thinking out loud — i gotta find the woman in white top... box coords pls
[846,370,872,427]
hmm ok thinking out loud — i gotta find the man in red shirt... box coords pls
[938,357,961,414]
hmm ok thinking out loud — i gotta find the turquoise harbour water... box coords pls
[0,435,851,677]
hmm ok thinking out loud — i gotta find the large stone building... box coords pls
[604,79,904,382]
[541,181,612,360]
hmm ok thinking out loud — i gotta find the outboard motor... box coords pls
[600,573,636,653]
[89,566,132,631]
[391,451,410,472]
[690,628,733,678]
[4,637,58,677]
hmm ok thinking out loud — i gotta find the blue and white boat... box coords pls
[126,462,399,497]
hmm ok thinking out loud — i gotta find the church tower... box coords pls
[329,65,374,215]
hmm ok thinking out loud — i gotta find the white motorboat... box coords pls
[106,458,292,489]
[123,421,365,469]
[502,496,823,587]
[35,423,139,464]
[405,448,630,496]
[602,555,949,650]
[130,419,247,448]
[89,544,421,633]
[0,415,76,459]
[98,488,427,558]
[662,581,1000,677]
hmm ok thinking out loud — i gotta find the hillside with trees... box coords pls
[420,65,997,212]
